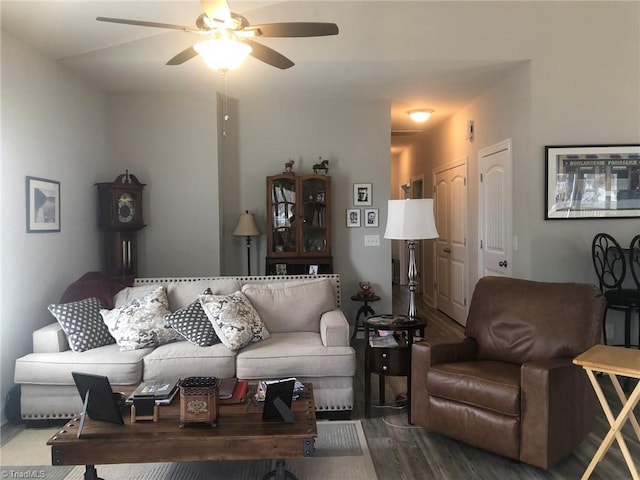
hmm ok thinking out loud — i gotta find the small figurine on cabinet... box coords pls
[356,281,375,298]
[284,159,295,174]
[313,158,329,175]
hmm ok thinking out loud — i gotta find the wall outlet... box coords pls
[364,235,380,247]
[605,323,614,340]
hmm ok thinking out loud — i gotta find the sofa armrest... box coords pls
[320,309,350,347]
[33,322,70,353]
[520,357,596,469]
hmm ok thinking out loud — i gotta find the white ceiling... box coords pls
[1,1,520,143]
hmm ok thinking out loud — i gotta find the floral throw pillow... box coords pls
[165,289,220,347]
[101,286,181,351]
[48,297,115,352]
[199,291,269,351]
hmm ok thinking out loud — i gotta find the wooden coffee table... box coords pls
[47,384,316,480]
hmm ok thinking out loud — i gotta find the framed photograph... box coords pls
[308,265,319,275]
[364,208,379,227]
[347,208,361,227]
[545,144,640,219]
[353,183,372,206]
[26,176,60,232]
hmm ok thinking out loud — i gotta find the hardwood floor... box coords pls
[354,285,639,480]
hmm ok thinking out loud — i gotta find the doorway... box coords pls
[434,159,468,324]
[478,139,513,278]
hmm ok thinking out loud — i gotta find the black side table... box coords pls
[364,315,426,422]
[350,295,381,342]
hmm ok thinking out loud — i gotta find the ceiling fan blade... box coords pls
[243,39,294,70]
[252,22,339,38]
[96,17,198,33]
[167,46,199,65]
[201,0,231,23]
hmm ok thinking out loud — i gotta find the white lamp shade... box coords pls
[384,199,439,240]
[194,37,252,72]
[233,212,261,237]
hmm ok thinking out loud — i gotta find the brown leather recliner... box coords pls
[411,276,605,469]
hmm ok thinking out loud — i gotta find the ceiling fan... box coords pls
[96,0,339,71]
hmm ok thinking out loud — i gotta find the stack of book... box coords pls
[127,378,180,405]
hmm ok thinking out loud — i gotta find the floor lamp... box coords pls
[233,211,261,276]
[384,199,439,321]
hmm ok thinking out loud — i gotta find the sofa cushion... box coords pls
[142,341,236,380]
[241,278,336,333]
[101,286,181,351]
[113,284,164,307]
[14,343,150,385]
[200,291,269,351]
[236,332,356,379]
[48,297,115,352]
[165,279,242,310]
[165,295,220,347]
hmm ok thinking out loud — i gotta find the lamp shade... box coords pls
[407,109,434,123]
[233,211,261,237]
[384,199,439,240]
[194,35,252,72]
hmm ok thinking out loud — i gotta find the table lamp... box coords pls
[233,211,261,275]
[384,199,439,320]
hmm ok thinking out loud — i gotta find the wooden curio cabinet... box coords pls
[266,173,332,274]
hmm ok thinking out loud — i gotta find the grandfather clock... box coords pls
[96,171,146,277]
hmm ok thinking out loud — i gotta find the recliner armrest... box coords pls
[320,309,349,347]
[520,357,596,469]
[33,322,70,353]
[410,338,477,426]
[413,338,478,367]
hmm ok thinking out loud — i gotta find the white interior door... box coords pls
[479,140,512,278]
[434,159,468,324]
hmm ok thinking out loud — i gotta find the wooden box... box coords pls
[179,377,219,428]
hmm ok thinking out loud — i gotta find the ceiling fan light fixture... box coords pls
[407,109,434,123]
[194,35,252,72]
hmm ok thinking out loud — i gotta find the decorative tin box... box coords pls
[179,376,219,428]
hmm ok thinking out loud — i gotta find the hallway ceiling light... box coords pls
[407,109,434,123]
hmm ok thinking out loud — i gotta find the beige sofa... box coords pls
[14,274,356,421]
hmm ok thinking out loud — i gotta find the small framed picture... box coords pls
[309,265,319,275]
[353,183,372,206]
[364,208,379,227]
[347,208,361,227]
[26,176,60,233]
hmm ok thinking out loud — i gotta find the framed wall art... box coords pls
[545,144,640,219]
[347,208,361,227]
[26,176,60,232]
[364,208,379,227]
[353,183,372,206]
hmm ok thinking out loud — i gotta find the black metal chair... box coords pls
[591,233,640,348]
[629,234,640,290]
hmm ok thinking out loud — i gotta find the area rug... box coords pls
[1,420,377,480]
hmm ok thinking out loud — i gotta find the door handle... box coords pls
[443,248,451,253]
[499,260,508,268]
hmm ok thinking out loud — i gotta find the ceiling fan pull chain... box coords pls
[222,72,229,136]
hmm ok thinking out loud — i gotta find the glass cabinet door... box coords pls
[269,175,297,255]
[300,176,331,256]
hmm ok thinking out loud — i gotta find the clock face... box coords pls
[117,193,135,224]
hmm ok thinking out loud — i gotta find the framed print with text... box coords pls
[26,176,60,233]
[545,144,640,219]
